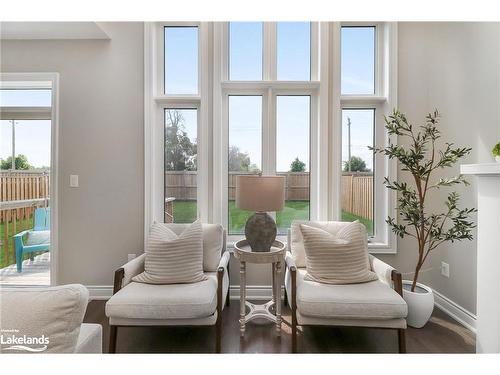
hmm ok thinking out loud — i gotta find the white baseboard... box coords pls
[229,285,281,300]
[87,285,113,300]
[433,289,477,333]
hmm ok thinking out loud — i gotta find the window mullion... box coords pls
[261,88,273,176]
[263,22,277,81]
[310,22,320,81]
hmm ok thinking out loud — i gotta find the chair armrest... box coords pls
[113,253,146,293]
[13,230,30,250]
[369,254,403,296]
[285,251,298,326]
[369,254,396,287]
[13,230,30,239]
[216,251,230,324]
[218,250,230,273]
[285,251,297,272]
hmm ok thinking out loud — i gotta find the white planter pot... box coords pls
[402,280,434,328]
[495,155,500,163]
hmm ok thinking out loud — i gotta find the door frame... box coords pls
[0,72,59,286]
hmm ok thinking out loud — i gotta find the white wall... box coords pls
[0,22,145,286]
[378,22,500,315]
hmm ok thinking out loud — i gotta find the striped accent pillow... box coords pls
[300,221,378,285]
[132,221,207,284]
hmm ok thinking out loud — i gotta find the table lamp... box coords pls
[235,175,285,252]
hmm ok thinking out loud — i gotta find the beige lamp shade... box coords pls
[236,175,285,212]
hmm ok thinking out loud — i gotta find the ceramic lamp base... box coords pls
[245,212,277,252]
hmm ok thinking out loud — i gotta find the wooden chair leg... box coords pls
[292,319,297,353]
[109,325,118,353]
[398,328,406,353]
[216,319,222,353]
[226,262,230,306]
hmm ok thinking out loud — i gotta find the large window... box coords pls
[339,24,388,245]
[225,22,315,235]
[147,22,397,252]
[157,24,203,224]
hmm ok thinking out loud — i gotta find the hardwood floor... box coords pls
[84,299,475,354]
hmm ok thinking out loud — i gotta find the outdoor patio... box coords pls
[0,251,50,286]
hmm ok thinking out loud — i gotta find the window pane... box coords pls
[341,27,376,95]
[228,96,262,234]
[276,96,310,234]
[13,120,51,169]
[164,109,198,223]
[341,109,374,235]
[277,22,311,81]
[0,89,51,106]
[164,27,198,94]
[1,119,51,171]
[229,22,263,81]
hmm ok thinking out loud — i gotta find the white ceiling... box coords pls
[0,22,110,40]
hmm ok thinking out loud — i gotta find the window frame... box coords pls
[0,72,60,284]
[145,22,398,253]
[336,22,398,251]
[146,22,210,241]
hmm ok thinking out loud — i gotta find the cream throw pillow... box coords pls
[300,221,377,284]
[133,221,207,284]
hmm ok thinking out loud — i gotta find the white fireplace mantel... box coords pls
[461,163,500,353]
[461,163,500,176]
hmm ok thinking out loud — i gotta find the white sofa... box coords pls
[0,284,102,353]
[284,221,408,353]
[105,223,229,353]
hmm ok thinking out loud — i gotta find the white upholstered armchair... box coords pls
[105,224,229,353]
[284,221,408,353]
[0,284,102,353]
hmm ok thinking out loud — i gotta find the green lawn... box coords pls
[171,200,373,235]
[341,211,373,235]
[0,216,33,269]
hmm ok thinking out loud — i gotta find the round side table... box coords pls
[233,239,286,337]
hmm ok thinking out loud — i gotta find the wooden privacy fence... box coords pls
[165,171,373,220]
[342,173,373,220]
[0,171,50,268]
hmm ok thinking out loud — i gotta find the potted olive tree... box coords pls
[371,109,476,328]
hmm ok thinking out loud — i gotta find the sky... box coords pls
[164,27,198,94]
[0,89,52,168]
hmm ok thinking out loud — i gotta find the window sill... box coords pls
[227,236,396,254]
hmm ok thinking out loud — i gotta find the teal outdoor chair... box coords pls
[13,207,50,272]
